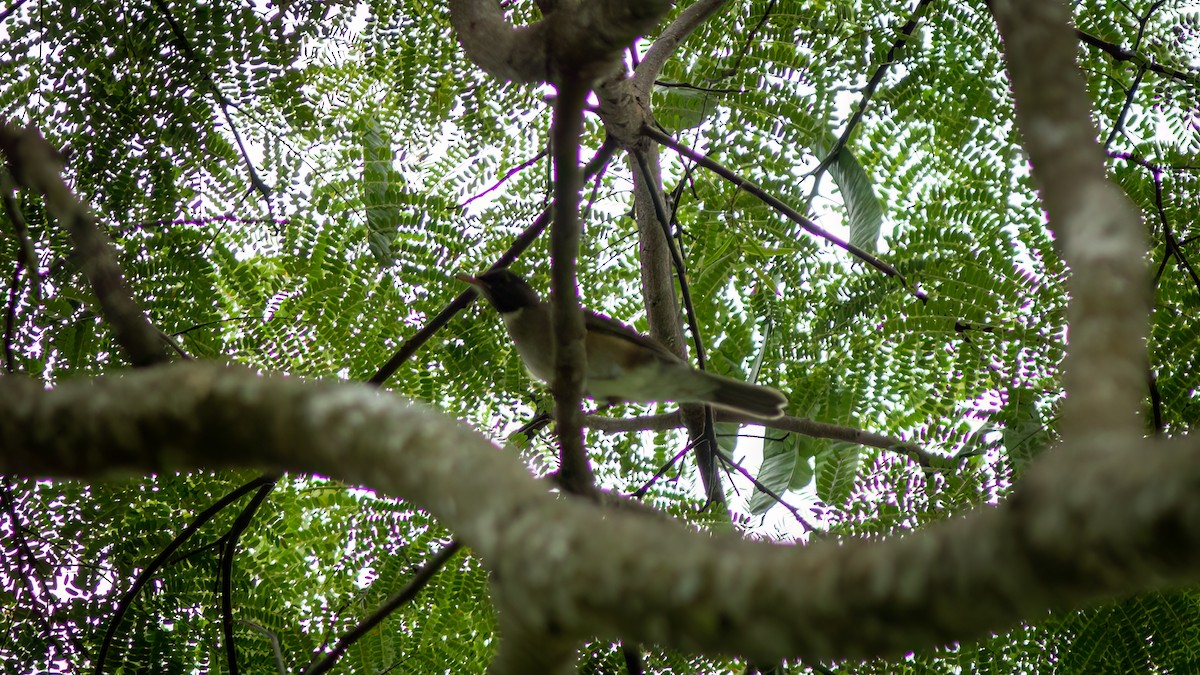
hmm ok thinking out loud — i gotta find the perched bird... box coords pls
[458,269,788,418]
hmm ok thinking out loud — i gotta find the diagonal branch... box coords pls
[0,120,172,367]
[813,0,936,179]
[302,541,463,675]
[1076,28,1199,87]
[646,125,927,301]
[369,139,617,387]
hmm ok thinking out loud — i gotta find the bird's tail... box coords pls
[695,371,788,419]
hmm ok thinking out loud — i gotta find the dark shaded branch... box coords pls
[549,75,594,495]
[1077,28,1199,86]
[303,541,463,675]
[587,410,937,466]
[459,149,548,208]
[95,475,278,675]
[813,0,936,178]
[632,148,723,504]
[1153,167,1200,298]
[0,481,63,652]
[219,480,277,675]
[644,125,926,301]
[368,139,617,387]
[150,0,271,201]
[0,121,172,367]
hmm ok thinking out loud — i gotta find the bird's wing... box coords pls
[582,309,683,364]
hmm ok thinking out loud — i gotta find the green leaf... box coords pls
[748,433,798,515]
[814,442,862,507]
[360,115,403,267]
[814,133,883,252]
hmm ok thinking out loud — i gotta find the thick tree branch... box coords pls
[448,0,672,85]
[0,121,172,367]
[3,363,1200,663]
[991,0,1148,439]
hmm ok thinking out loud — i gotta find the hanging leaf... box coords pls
[814,441,862,507]
[748,432,798,515]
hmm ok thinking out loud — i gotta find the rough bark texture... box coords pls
[448,0,672,84]
[2,363,1200,662]
[991,0,1149,439]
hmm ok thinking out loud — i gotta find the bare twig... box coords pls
[219,480,276,675]
[1077,28,1198,87]
[587,410,937,467]
[95,475,279,675]
[150,0,271,201]
[813,0,936,180]
[645,125,927,301]
[715,452,816,531]
[302,541,463,675]
[368,139,617,387]
[458,148,549,208]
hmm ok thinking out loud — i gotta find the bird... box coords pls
[458,269,788,418]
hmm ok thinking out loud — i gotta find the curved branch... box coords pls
[4,363,1199,663]
[632,0,730,94]
[448,0,672,84]
[991,0,1148,439]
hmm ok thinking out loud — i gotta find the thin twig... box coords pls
[1076,28,1198,86]
[459,149,549,208]
[645,125,927,301]
[150,0,271,201]
[715,452,816,531]
[587,410,937,467]
[95,475,279,675]
[219,481,277,675]
[302,541,463,675]
[368,139,618,387]
[813,0,935,179]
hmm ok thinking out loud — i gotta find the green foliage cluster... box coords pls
[1,0,1198,673]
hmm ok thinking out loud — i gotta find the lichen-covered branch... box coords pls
[990,0,1148,439]
[4,362,1200,663]
[448,0,672,85]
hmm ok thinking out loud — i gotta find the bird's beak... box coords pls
[456,273,483,287]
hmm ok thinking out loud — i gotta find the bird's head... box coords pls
[457,269,541,314]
